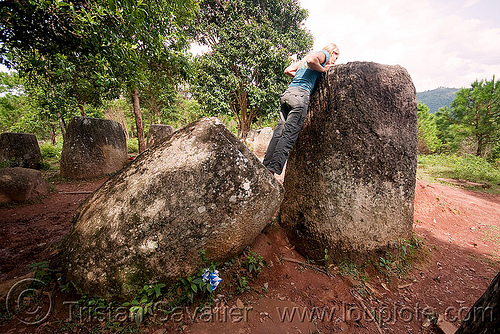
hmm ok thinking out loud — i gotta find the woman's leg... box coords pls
[263,106,287,171]
[264,88,309,175]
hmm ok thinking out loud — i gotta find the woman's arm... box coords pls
[284,61,300,77]
[306,52,328,72]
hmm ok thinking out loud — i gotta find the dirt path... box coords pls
[0,177,498,333]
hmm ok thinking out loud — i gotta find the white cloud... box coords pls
[300,0,500,91]
[463,0,481,9]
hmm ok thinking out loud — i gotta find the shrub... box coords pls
[127,138,139,153]
[418,154,500,185]
[454,154,500,184]
[39,141,63,160]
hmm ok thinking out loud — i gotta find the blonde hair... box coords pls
[322,43,339,63]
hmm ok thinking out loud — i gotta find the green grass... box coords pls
[126,138,139,154]
[39,141,63,170]
[479,225,500,244]
[376,233,427,280]
[418,154,500,192]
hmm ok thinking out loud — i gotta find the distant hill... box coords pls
[417,87,459,113]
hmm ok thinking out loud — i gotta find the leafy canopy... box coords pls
[417,102,442,154]
[191,0,313,137]
[449,77,500,157]
[1,0,198,121]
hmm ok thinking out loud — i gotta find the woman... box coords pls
[263,43,339,175]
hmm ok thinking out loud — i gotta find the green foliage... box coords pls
[454,154,500,183]
[418,154,463,179]
[39,140,64,170]
[0,158,14,169]
[17,247,268,331]
[0,93,23,132]
[160,91,207,129]
[0,0,87,66]
[418,153,500,186]
[376,233,425,279]
[76,295,110,317]
[9,106,54,138]
[236,276,250,294]
[417,87,458,113]
[164,247,267,306]
[2,0,199,135]
[417,102,442,153]
[126,138,139,154]
[199,249,208,264]
[439,77,500,158]
[336,261,368,282]
[123,283,166,326]
[434,106,464,153]
[179,274,212,304]
[28,261,51,284]
[0,70,75,141]
[40,141,63,160]
[0,71,22,92]
[216,114,239,136]
[244,250,266,274]
[322,248,334,270]
[0,72,27,132]
[191,0,313,138]
[162,249,218,306]
[219,247,267,298]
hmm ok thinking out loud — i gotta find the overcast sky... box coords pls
[3,0,499,93]
[301,0,500,92]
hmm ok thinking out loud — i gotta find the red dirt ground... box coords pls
[0,176,499,333]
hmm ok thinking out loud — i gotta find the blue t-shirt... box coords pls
[288,50,330,93]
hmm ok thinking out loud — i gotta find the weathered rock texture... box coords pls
[0,132,42,169]
[146,124,175,149]
[0,167,49,203]
[60,116,127,179]
[280,62,418,261]
[248,127,274,160]
[455,271,499,334]
[62,117,283,299]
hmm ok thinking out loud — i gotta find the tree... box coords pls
[417,102,441,154]
[0,72,71,143]
[0,71,24,131]
[0,0,88,66]
[449,77,500,157]
[0,0,107,134]
[191,0,313,138]
[71,0,198,152]
[1,0,198,152]
[434,106,458,153]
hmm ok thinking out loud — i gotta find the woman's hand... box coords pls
[323,64,336,71]
[284,61,300,77]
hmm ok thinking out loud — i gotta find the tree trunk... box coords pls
[79,105,85,117]
[149,93,161,124]
[57,112,66,139]
[131,88,146,153]
[455,272,499,334]
[475,106,481,156]
[240,120,250,140]
[50,124,57,145]
[239,91,248,139]
[476,135,483,156]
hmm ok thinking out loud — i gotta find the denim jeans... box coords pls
[263,86,310,174]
